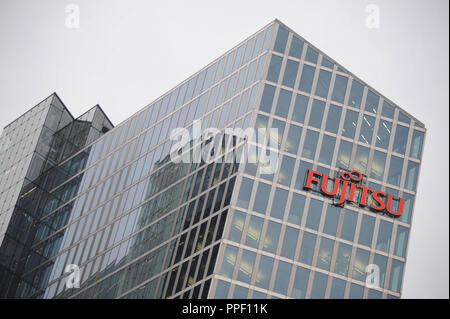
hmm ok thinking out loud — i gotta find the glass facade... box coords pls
[0,20,424,299]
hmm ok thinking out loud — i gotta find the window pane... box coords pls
[341,109,359,139]
[232,285,248,298]
[323,205,340,236]
[259,84,276,113]
[321,56,334,69]
[393,125,409,155]
[291,266,310,298]
[410,130,424,159]
[306,199,323,230]
[349,284,364,299]
[398,111,411,124]
[376,120,392,150]
[253,182,271,214]
[376,220,393,253]
[237,249,256,283]
[359,114,375,145]
[330,278,346,299]
[278,156,295,187]
[336,140,353,169]
[220,244,238,278]
[348,80,364,108]
[358,215,375,247]
[325,104,342,134]
[315,70,332,98]
[274,261,292,295]
[302,130,319,160]
[215,280,230,298]
[335,242,352,276]
[292,93,308,123]
[273,26,289,53]
[295,160,313,190]
[289,36,304,59]
[299,231,316,265]
[365,90,380,114]
[298,65,315,93]
[308,99,325,128]
[405,160,419,191]
[352,248,370,281]
[263,221,281,254]
[387,155,403,186]
[282,59,299,88]
[245,215,264,248]
[340,209,357,241]
[394,225,409,258]
[281,226,299,259]
[370,150,386,181]
[285,124,302,155]
[373,253,388,289]
[316,237,334,271]
[353,145,369,175]
[382,101,395,119]
[310,272,328,298]
[267,54,283,83]
[319,134,336,165]
[237,177,254,209]
[389,260,404,293]
[270,187,288,219]
[255,255,274,289]
[288,193,306,225]
[305,47,319,64]
[275,88,292,118]
[399,193,414,224]
[229,210,246,243]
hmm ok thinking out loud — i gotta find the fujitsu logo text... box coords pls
[304,169,404,217]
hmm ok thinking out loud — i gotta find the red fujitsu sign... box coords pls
[304,169,404,217]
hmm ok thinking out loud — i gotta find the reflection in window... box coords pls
[236,177,254,209]
[325,104,342,134]
[376,220,393,253]
[292,93,308,123]
[299,231,317,265]
[229,210,246,243]
[373,253,387,289]
[370,150,386,181]
[387,155,403,187]
[310,272,328,298]
[336,140,353,169]
[359,115,375,145]
[291,266,310,298]
[316,237,334,271]
[275,88,292,118]
[267,54,283,83]
[335,242,352,276]
[410,130,424,159]
[376,120,392,150]
[348,80,364,108]
[259,84,276,113]
[315,70,332,98]
[263,221,281,254]
[358,215,375,247]
[394,225,409,258]
[302,130,319,160]
[270,187,288,220]
[245,215,264,248]
[341,109,359,139]
[285,124,302,155]
[308,99,325,128]
[274,261,292,295]
[365,90,380,114]
[353,145,369,175]
[393,125,409,155]
[237,249,256,283]
[281,226,299,259]
[289,35,304,59]
[220,244,238,278]
[332,74,348,103]
[319,134,336,165]
[405,160,419,191]
[273,26,289,53]
[288,193,306,225]
[352,248,370,282]
[399,193,414,224]
[330,277,346,299]
[298,65,315,94]
[255,255,274,289]
[390,260,404,293]
[282,59,299,88]
[253,182,271,214]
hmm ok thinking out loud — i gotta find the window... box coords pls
[288,193,306,225]
[263,221,281,254]
[336,140,353,168]
[393,125,409,155]
[282,59,299,88]
[270,188,288,219]
[359,115,375,145]
[295,161,313,190]
[259,84,276,113]
[376,220,393,253]
[285,124,302,155]
[330,277,346,299]
[382,101,395,119]
[274,261,292,295]
[281,226,299,259]
[353,145,369,175]
[299,231,316,265]
[310,272,328,298]
[335,242,352,276]
[237,177,254,209]
[291,266,310,298]
[308,99,325,128]
[220,244,238,278]
[371,150,386,181]
[229,210,246,243]
[410,130,424,159]
[245,215,264,248]
[387,155,403,186]
[302,130,319,160]
[352,248,370,282]
[321,57,334,69]
[348,80,364,108]
[373,253,388,289]
[315,70,332,98]
[323,205,340,236]
[278,156,295,187]
[232,285,248,298]
[267,54,283,83]
[298,65,315,93]
[289,36,304,59]
[292,94,308,123]
[390,260,404,293]
[316,237,334,271]
[358,215,375,247]
[405,160,419,191]
[365,90,380,114]
[275,89,292,118]
[394,225,409,258]
[398,111,411,124]
[399,193,414,224]
[319,134,336,165]
[273,26,289,53]
[215,280,230,298]
[253,182,271,214]
[376,120,392,150]
[349,284,364,298]
[237,249,256,283]
[255,255,274,289]
[341,109,359,139]
[325,104,342,134]
[306,199,323,230]
[305,47,319,64]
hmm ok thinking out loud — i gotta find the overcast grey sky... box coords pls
[0,0,448,298]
